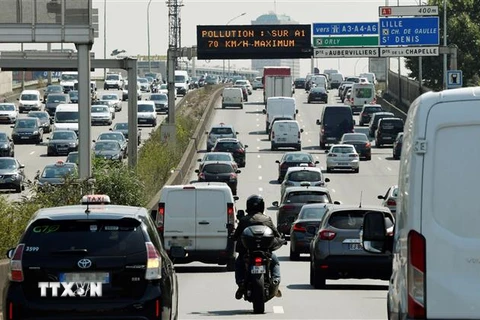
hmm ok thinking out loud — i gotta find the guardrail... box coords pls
[375,93,408,121]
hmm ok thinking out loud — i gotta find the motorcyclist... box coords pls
[231,194,283,300]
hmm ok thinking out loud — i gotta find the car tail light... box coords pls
[156,299,161,318]
[387,199,396,206]
[349,154,358,158]
[282,205,295,211]
[271,131,275,139]
[280,163,288,169]
[328,153,337,157]
[229,173,237,179]
[319,229,336,240]
[365,142,371,148]
[407,230,426,319]
[254,257,263,266]
[237,148,245,154]
[227,203,234,225]
[321,128,325,134]
[298,131,301,139]
[145,242,162,280]
[308,162,315,167]
[293,223,306,232]
[156,203,165,233]
[198,172,205,180]
[9,243,25,282]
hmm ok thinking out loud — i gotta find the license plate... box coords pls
[59,272,110,284]
[338,162,350,165]
[58,148,67,151]
[349,244,363,251]
[139,119,147,122]
[251,265,266,274]
[168,239,192,247]
[277,138,286,142]
[384,137,392,140]
[327,137,336,141]
[21,136,30,139]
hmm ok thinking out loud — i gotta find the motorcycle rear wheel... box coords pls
[251,274,265,314]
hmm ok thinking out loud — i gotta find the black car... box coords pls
[195,161,241,195]
[212,138,247,168]
[307,87,328,104]
[94,140,125,160]
[45,93,70,117]
[0,132,14,157]
[43,84,63,101]
[340,133,372,160]
[393,132,403,160]
[2,194,178,319]
[96,131,128,155]
[68,90,79,103]
[375,117,404,147]
[11,117,43,144]
[359,104,384,126]
[27,111,52,133]
[46,130,78,156]
[111,123,142,146]
[294,77,306,89]
[368,112,394,137]
[0,157,25,193]
[275,151,319,183]
[317,105,354,149]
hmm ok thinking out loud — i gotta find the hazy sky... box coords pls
[3,0,424,76]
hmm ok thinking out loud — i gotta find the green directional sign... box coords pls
[313,36,379,47]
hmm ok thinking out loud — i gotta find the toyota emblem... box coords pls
[77,258,92,269]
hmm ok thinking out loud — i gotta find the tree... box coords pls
[405,0,480,90]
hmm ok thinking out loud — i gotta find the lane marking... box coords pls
[387,167,392,171]
[257,138,260,142]
[377,157,382,160]
[258,176,262,180]
[258,187,263,192]
[273,306,284,314]
[257,124,259,127]
[308,139,312,143]
[30,151,35,155]
[257,155,261,158]
[256,146,260,150]
[258,165,262,169]
[331,189,336,193]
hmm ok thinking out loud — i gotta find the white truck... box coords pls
[263,66,293,104]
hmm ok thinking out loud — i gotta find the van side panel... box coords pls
[163,189,196,251]
[423,100,480,318]
[195,189,228,251]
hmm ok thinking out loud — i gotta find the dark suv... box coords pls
[359,104,384,126]
[316,105,354,149]
[3,194,179,320]
[212,138,248,168]
[375,117,404,147]
[368,112,394,137]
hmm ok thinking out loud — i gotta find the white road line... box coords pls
[256,146,260,150]
[257,124,259,127]
[258,187,263,192]
[273,306,284,314]
[258,176,263,180]
[258,165,262,169]
[377,157,382,160]
[257,155,261,158]
[387,167,392,171]
[308,139,312,143]
[257,138,260,142]
[331,189,336,193]
[30,151,35,155]
[256,118,259,121]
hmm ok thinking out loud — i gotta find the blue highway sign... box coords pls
[447,70,463,89]
[312,22,378,36]
[379,17,439,46]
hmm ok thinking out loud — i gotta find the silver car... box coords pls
[205,124,238,152]
[377,185,398,215]
[280,166,330,200]
[99,93,122,112]
[325,144,360,173]
[309,205,394,289]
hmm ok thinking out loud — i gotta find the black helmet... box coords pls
[246,195,265,214]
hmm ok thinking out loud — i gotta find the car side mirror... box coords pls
[324,177,330,183]
[92,140,96,143]
[316,119,321,125]
[233,196,239,201]
[46,137,50,140]
[10,125,14,128]
[16,98,19,101]
[150,209,157,221]
[272,201,279,207]
[195,169,199,173]
[6,248,15,259]
[315,161,319,164]
[236,132,239,134]
[334,201,341,205]
[377,195,385,199]
[325,150,329,154]
[262,109,266,114]
[300,129,304,133]
[19,164,25,169]
[205,131,208,135]
[197,159,202,162]
[361,211,388,254]
[306,226,316,234]
[236,170,241,174]
[296,109,299,114]
[236,209,245,219]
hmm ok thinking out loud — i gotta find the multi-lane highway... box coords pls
[178,88,398,319]
[0,89,171,202]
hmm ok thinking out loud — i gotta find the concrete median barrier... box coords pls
[376,94,407,121]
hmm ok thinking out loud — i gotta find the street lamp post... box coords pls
[147,0,153,73]
[223,12,246,78]
[443,0,448,90]
[103,0,107,80]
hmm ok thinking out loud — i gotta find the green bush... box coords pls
[0,86,219,254]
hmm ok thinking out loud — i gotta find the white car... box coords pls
[280,166,330,200]
[99,93,122,112]
[234,79,252,94]
[94,101,116,120]
[90,105,112,126]
[0,103,18,124]
[137,101,157,127]
[137,78,150,92]
[325,144,360,173]
[158,84,177,100]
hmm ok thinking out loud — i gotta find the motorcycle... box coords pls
[239,214,286,314]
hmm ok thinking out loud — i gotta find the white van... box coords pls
[174,70,189,96]
[270,120,303,151]
[17,90,42,113]
[310,75,328,90]
[362,87,480,320]
[359,72,377,85]
[53,104,78,133]
[221,87,243,109]
[263,96,298,134]
[156,182,239,269]
[349,82,376,114]
[329,73,344,89]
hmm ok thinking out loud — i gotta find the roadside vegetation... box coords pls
[0,84,221,254]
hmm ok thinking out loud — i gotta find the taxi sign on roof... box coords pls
[81,194,111,204]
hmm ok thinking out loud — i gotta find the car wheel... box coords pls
[359,121,363,126]
[320,142,326,150]
[366,155,372,161]
[15,184,22,193]
[313,266,326,289]
[354,168,360,173]
[271,144,276,151]
[289,246,300,261]
[326,167,332,173]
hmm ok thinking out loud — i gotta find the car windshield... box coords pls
[0,133,8,142]
[41,165,76,178]
[20,94,38,101]
[92,106,108,113]
[51,131,76,140]
[101,95,118,101]
[216,142,240,150]
[47,86,62,92]
[175,75,186,82]
[66,153,78,164]
[114,123,128,130]
[288,171,321,182]
[160,84,167,89]
[328,210,394,230]
[203,164,234,174]
[0,158,17,169]
[55,111,78,123]
[204,154,232,162]
[47,95,66,103]
[95,101,110,106]
[299,207,328,220]
[99,133,124,142]
[0,104,15,111]
[381,120,404,130]
[69,91,78,98]
[311,88,326,93]
[138,78,148,84]
[138,104,154,112]
[15,119,36,128]
[331,146,355,153]
[342,134,368,142]
[285,191,330,204]
[282,153,313,163]
[95,142,120,151]
[151,94,167,101]
[106,75,119,80]
[365,106,383,113]
[28,112,48,120]
[211,127,233,135]
[61,74,78,81]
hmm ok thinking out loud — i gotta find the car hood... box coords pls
[48,139,76,145]
[0,143,10,149]
[95,150,120,157]
[54,123,78,131]
[0,169,17,174]
[13,128,36,134]
[0,111,16,116]
[91,112,111,117]
[38,178,66,185]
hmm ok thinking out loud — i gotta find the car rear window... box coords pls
[328,210,394,230]
[381,119,404,130]
[211,127,234,135]
[285,191,330,204]
[22,218,145,257]
[203,163,234,174]
[323,108,353,126]
[331,146,355,153]
[288,171,321,182]
[216,142,240,150]
[365,106,383,113]
[299,207,328,220]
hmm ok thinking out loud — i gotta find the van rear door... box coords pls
[195,188,229,250]
[422,98,480,318]
[163,188,196,251]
